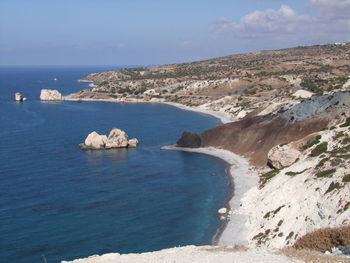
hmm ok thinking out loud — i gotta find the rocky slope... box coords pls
[177,92,350,166]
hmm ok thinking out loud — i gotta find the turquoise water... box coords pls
[0,67,231,263]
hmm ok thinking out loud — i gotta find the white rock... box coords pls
[218,207,227,214]
[342,77,350,89]
[236,110,248,119]
[267,144,302,169]
[15,92,24,102]
[105,128,129,149]
[40,89,63,101]
[128,138,139,148]
[143,89,160,96]
[84,132,107,149]
[292,89,313,99]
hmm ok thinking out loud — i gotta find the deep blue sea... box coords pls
[0,67,231,263]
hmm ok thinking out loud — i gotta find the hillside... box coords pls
[69,43,350,121]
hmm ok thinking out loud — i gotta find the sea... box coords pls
[0,66,231,263]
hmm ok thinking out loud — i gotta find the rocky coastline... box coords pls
[61,43,350,262]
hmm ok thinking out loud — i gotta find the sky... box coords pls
[0,0,349,66]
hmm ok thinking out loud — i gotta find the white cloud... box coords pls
[212,0,350,43]
[310,0,350,18]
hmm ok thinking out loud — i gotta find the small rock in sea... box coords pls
[79,128,138,150]
[218,207,227,215]
[220,215,226,221]
[15,92,26,102]
[128,138,139,148]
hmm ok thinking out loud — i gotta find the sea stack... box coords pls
[79,128,138,150]
[15,92,26,102]
[40,89,63,101]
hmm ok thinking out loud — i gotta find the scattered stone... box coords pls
[40,89,63,101]
[218,207,227,214]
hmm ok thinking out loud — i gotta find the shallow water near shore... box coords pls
[0,67,231,263]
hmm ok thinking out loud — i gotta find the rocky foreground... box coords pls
[61,246,302,263]
[62,245,350,263]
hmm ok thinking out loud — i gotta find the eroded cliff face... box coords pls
[177,92,350,166]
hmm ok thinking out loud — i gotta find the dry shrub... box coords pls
[293,225,350,252]
[281,248,350,263]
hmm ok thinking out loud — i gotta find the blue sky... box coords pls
[0,0,349,66]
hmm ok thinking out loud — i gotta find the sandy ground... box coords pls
[162,102,234,124]
[61,246,305,263]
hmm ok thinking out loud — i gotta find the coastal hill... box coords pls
[69,43,350,116]
[65,43,350,261]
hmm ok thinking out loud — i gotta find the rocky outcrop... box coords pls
[40,89,63,101]
[176,132,201,148]
[80,132,108,150]
[105,128,129,149]
[283,91,350,123]
[267,144,302,169]
[15,92,26,102]
[79,128,138,150]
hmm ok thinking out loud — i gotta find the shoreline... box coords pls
[161,145,258,246]
[63,97,234,124]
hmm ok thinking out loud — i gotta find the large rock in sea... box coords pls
[40,89,63,101]
[176,132,201,148]
[105,128,129,149]
[267,144,302,169]
[81,131,108,150]
[79,128,138,150]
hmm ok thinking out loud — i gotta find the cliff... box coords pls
[177,92,350,166]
